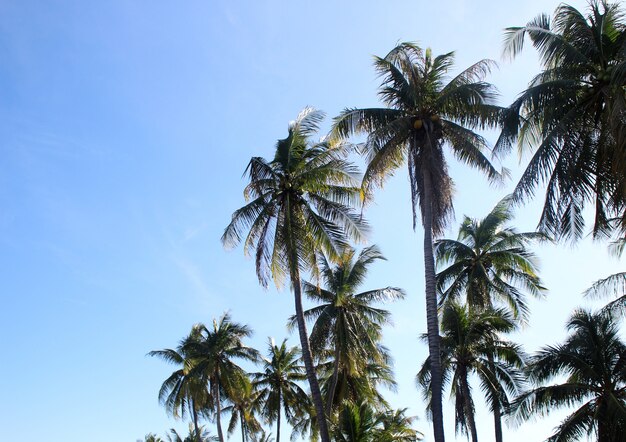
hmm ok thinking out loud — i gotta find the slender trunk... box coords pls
[292,269,331,442]
[191,398,200,442]
[276,389,281,442]
[325,343,341,416]
[460,369,479,442]
[487,353,503,442]
[241,413,246,442]
[213,380,225,442]
[285,197,330,442]
[422,170,446,442]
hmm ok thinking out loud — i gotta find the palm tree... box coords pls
[332,43,503,442]
[511,309,626,441]
[435,196,546,321]
[141,434,165,442]
[166,424,219,442]
[333,401,422,442]
[182,314,260,442]
[252,338,309,442]
[148,334,211,438]
[222,378,263,442]
[417,303,525,442]
[294,245,405,414]
[223,107,367,442]
[499,1,626,240]
[434,196,545,442]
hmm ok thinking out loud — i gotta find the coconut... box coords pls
[430,115,440,122]
[413,119,423,129]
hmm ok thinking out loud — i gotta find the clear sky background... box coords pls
[1,1,623,441]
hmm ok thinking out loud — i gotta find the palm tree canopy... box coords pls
[148,336,211,422]
[332,42,503,235]
[499,1,626,240]
[222,106,367,287]
[294,245,405,372]
[182,314,259,397]
[252,338,309,426]
[511,309,626,442]
[417,303,525,437]
[435,195,547,321]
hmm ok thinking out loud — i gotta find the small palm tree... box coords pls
[223,107,367,442]
[252,338,309,442]
[333,401,422,442]
[148,335,211,438]
[222,377,263,442]
[332,43,503,442]
[500,0,626,240]
[142,433,165,442]
[417,303,525,442]
[511,309,626,441]
[166,424,219,442]
[294,245,405,414]
[182,314,260,442]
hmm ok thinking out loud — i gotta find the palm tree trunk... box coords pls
[241,413,246,442]
[460,370,479,442]
[487,353,503,442]
[191,398,201,442]
[285,200,330,442]
[276,389,281,442]
[325,343,341,416]
[292,267,331,442]
[213,380,225,442]
[422,170,446,442]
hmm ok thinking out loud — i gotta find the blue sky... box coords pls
[1,1,623,441]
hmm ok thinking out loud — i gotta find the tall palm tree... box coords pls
[511,309,626,441]
[252,338,309,442]
[223,107,367,442]
[332,43,503,442]
[182,314,260,442]
[434,196,545,442]
[435,195,546,322]
[499,1,626,240]
[417,303,525,442]
[148,334,211,439]
[294,245,405,414]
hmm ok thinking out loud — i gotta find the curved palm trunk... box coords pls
[276,389,281,442]
[285,201,331,442]
[213,380,225,442]
[459,369,478,442]
[292,268,331,442]
[325,343,341,416]
[422,170,446,442]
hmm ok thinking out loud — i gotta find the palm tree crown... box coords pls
[295,245,405,413]
[332,42,503,442]
[435,196,546,322]
[512,309,626,442]
[500,0,626,240]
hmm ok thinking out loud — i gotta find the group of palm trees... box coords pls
[146,1,626,441]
